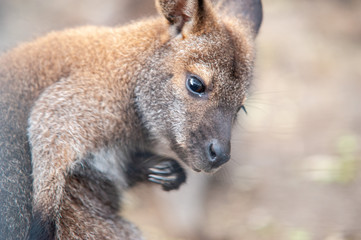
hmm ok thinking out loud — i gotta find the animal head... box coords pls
[136,0,262,173]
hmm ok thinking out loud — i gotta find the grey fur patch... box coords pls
[88,147,129,192]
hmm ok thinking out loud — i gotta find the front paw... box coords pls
[147,160,186,191]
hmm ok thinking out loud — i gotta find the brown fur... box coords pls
[0,0,262,239]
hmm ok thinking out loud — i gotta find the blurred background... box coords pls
[1,0,361,239]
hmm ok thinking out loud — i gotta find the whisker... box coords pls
[245,100,276,107]
[229,157,244,168]
[242,104,269,112]
[248,90,286,96]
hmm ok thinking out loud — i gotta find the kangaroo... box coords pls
[0,0,263,239]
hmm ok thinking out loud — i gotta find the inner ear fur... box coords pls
[156,0,211,37]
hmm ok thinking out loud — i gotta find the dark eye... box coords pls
[186,75,206,95]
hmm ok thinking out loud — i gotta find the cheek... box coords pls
[167,77,200,146]
[171,71,188,95]
[168,94,187,145]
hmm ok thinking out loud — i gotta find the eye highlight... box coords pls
[186,75,206,96]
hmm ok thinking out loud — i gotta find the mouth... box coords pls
[190,163,201,172]
[190,162,220,174]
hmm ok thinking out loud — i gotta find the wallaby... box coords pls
[0,0,263,239]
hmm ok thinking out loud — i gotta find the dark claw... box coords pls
[148,167,172,175]
[148,177,163,185]
[147,160,186,191]
[148,174,177,181]
[152,161,172,169]
[126,152,186,191]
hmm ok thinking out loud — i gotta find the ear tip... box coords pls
[250,0,263,35]
[156,0,206,36]
[253,0,263,32]
[237,0,264,36]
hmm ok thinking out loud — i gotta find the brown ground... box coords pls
[1,0,361,239]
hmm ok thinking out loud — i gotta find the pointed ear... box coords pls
[156,0,207,37]
[221,0,263,37]
[240,0,263,36]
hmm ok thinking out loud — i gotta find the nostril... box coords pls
[209,143,217,160]
[206,139,231,168]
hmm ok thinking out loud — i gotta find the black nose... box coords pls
[206,139,230,168]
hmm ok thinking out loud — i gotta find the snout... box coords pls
[206,139,230,169]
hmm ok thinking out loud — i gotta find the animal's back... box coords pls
[0,36,53,237]
[0,61,34,239]
[0,20,164,238]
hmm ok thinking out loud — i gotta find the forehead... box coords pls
[176,31,253,105]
